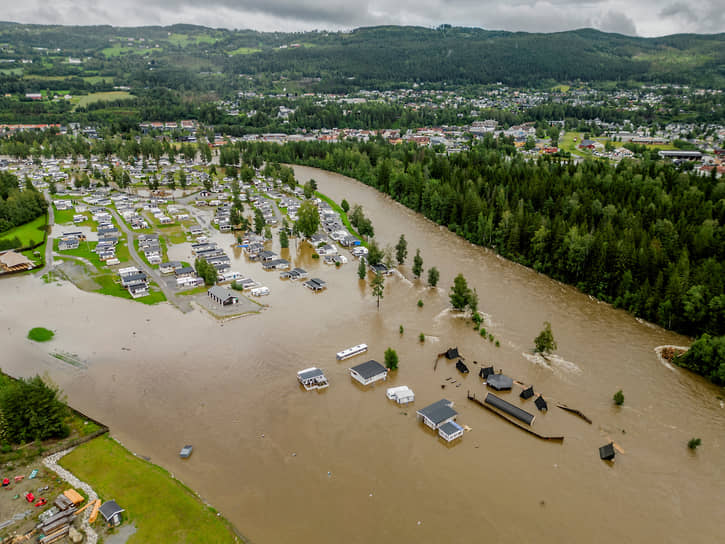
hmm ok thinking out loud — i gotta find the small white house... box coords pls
[438,421,464,442]
[250,286,270,297]
[297,367,329,391]
[386,386,415,404]
[349,360,388,386]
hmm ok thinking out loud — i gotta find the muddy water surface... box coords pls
[1,166,723,544]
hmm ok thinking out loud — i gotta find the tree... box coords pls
[384,347,399,370]
[296,200,320,238]
[0,376,69,444]
[264,225,272,239]
[366,240,384,266]
[613,390,624,406]
[254,209,265,235]
[195,258,217,286]
[395,234,408,265]
[371,271,385,309]
[449,273,471,311]
[688,438,702,450]
[534,321,557,355]
[357,258,367,280]
[341,199,350,213]
[428,266,440,287]
[303,181,315,199]
[412,249,423,278]
[280,229,289,248]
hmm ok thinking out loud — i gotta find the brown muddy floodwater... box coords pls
[1,166,724,543]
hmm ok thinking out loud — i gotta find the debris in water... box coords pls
[417,521,422,526]
[327,471,332,477]
[291,453,296,457]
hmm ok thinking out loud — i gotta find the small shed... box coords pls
[179,445,193,458]
[486,374,513,391]
[479,366,495,379]
[98,500,124,527]
[456,360,469,374]
[599,442,616,461]
[534,395,548,411]
[444,347,460,360]
[520,386,534,400]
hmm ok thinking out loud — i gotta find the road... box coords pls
[36,190,55,277]
[109,208,193,313]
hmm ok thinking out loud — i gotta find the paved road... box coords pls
[109,208,193,313]
[36,190,55,277]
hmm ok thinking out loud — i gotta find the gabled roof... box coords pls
[487,374,513,390]
[99,500,124,521]
[417,399,457,425]
[208,286,236,301]
[350,359,387,380]
[298,367,324,381]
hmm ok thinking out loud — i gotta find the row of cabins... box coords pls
[118,266,149,298]
[159,260,204,288]
[192,240,232,275]
[138,233,162,265]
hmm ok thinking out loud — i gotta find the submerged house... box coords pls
[456,360,469,374]
[386,385,415,404]
[444,347,460,360]
[479,366,495,379]
[416,399,463,442]
[535,395,548,411]
[349,360,388,386]
[486,373,513,391]
[297,367,329,391]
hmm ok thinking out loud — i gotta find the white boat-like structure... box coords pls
[297,367,329,391]
[336,343,368,361]
[386,385,415,404]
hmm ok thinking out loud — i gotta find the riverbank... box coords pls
[60,435,242,544]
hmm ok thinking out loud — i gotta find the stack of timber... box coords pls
[37,504,76,544]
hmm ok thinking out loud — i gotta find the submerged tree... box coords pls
[412,249,423,279]
[534,321,557,355]
[384,347,399,370]
[613,390,624,406]
[357,258,367,280]
[395,234,408,265]
[449,273,471,311]
[371,271,385,309]
[295,200,320,238]
[279,229,289,249]
[427,266,440,288]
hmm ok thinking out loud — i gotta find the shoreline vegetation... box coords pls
[246,141,724,383]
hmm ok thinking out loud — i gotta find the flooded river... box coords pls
[1,166,723,543]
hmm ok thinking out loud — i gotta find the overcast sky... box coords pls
[3,0,724,37]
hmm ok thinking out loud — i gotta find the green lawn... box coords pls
[228,47,262,55]
[0,215,47,248]
[54,207,90,225]
[93,273,166,305]
[28,327,54,342]
[60,435,238,544]
[75,91,132,108]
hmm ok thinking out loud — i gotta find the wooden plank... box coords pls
[557,403,593,424]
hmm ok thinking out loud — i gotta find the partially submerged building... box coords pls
[349,360,388,386]
[416,399,463,442]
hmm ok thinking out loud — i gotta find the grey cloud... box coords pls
[598,10,637,35]
[1,0,723,37]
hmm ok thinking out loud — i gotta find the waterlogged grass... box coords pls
[93,274,166,305]
[60,435,238,544]
[228,47,262,55]
[28,327,54,342]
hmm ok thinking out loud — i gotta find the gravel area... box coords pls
[43,448,99,544]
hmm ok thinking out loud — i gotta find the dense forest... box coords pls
[237,138,724,343]
[0,171,47,235]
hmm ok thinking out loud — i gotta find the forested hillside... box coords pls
[0,23,723,94]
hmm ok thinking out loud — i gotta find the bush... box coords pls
[28,327,54,342]
[399,325,404,335]
[613,390,624,406]
[417,299,424,308]
[419,333,425,342]
[688,438,701,450]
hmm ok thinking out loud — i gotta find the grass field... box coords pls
[60,435,238,544]
[559,132,590,156]
[551,84,571,93]
[75,91,132,108]
[314,191,365,247]
[101,46,158,57]
[167,33,220,47]
[0,215,47,248]
[228,47,262,55]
